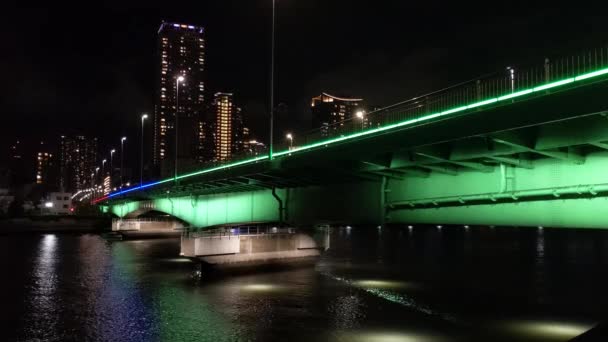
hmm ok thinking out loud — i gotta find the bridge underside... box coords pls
[105,81,608,228]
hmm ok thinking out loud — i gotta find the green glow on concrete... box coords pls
[113,189,281,227]
[110,201,141,218]
[102,65,608,200]
[388,151,608,228]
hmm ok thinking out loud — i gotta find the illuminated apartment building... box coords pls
[59,135,97,193]
[311,93,364,135]
[153,22,206,176]
[213,92,234,162]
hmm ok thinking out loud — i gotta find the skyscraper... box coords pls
[205,92,248,162]
[311,93,364,135]
[36,141,58,187]
[59,135,97,193]
[154,22,206,177]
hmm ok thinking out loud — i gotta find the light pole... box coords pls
[120,137,126,187]
[269,0,276,160]
[102,159,107,177]
[175,75,185,182]
[355,110,366,130]
[140,114,148,186]
[110,149,115,181]
[95,167,100,189]
[286,133,293,150]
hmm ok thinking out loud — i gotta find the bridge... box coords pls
[97,46,608,229]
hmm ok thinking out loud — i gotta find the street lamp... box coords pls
[286,133,293,150]
[141,114,148,186]
[95,167,100,188]
[175,75,185,182]
[102,159,107,176]
[269,0,276,160]
[355,110,366,130]
[110,149,115,178]
[120,137,126,187]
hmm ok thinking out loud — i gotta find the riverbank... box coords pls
[0,216,110,234]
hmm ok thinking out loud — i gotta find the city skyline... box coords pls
[4,3,606,154]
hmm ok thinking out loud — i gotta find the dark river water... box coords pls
[2,225,607,341]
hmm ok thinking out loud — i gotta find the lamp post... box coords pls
[269,0,276,160]
[140,114,148,186]
[120,137,126,187]
[175,75,185,182]
[355,110,366,130]
[102,159,107,177]
[110,149,115,181]
[286,133,293,150]
[95,167,100,190]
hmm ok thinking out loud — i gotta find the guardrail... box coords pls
[184,226,296,239]
[174,45,608,175]
[112,217,181,223]
[98,45,608,202]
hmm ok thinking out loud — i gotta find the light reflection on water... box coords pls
[2,226,605,341]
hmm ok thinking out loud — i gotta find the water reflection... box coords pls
[495,319,592,341]
[333,330,448,342]
[5,226,606,341]
[24,234,59,339]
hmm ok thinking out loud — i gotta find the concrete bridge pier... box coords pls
[181,226,330,269]
[111,218,185,238]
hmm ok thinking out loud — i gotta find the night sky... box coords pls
[2,2,608,167]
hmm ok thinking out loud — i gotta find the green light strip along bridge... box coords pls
[99,46,608,229]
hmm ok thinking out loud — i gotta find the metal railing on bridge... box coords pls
[175,45,608,173]
[272,45,608,152]
[184,226,296,239]
[97,45,608,202]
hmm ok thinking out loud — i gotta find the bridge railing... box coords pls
[273,45,608,152]
[184,225,296,239]
[104,45,608,200]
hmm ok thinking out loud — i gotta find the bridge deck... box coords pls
[96,47,608,204]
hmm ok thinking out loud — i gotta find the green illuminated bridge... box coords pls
[99,47,608,229]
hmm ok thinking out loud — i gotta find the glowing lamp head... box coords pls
[355,110,365,119]
[177,75,185,82]
[111,149,116,153]
[141,114,148,120]
[121,137,127,142]
[286,133,293,140]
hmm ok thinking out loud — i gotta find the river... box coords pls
[1,225,606,341]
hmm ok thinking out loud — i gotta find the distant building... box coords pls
[245,140,267,156]
[203,92,249,162]
[8,139,26,185]
[35,141,58,187]
[311,93,365,135]
[59,135,97,193]
[214,92,234,162]
[154,22,206,176]
[42,192,72,215]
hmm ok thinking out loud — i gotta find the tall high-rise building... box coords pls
[59,135,97,193]
[213,92,234,162]
[311,93,364,135]
[154,22,206,177]
[203,92,249,162]
[36,141,57,187]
